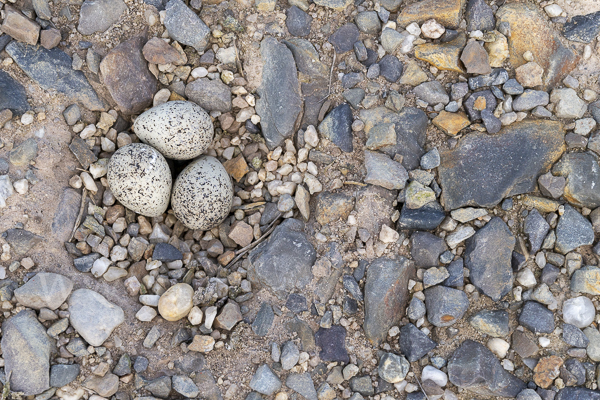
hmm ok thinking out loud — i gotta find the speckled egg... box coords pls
[107,143,172,217]
[171,155,233,230]
[133,100,214,160]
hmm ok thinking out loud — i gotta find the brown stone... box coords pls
[100,36,157,115]
[496,2,579,88]
[399,60,429,86]
[223,155,249,182]
[213,301,242,331]
[315,192,355,225]
[218,250,235,265]
[484,31,509,68]
[415,32,466,73]
[0,109,13,128]
[397,0,465,29]
[40,28,61,49]
[433,111,471,136]
[460,41,492,75]
[511,330,539,358]
[228,220,253,247]
[105,205,126,224]
[473,96,487,111]
[142,37,186,65]
[521,195,560,213]
[84,373,120,397]
[1,6,40,46]
[188,335,215,352]
[516,62,544,88]
[533,356,563,389]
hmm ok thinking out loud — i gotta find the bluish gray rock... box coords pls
[407,297,426,320]
[556,387,600,400]
[555,204,594,254]
[5,41,104,111]
[425,285,469,327]
[2,228,43,257]
[563,11,600,43]
[519,301,555,333]
[315,326,349,363]
[50,364,80,387]
[466,0,495,31]
[469,309,509,337]
[329,23,360,53]
[172,375,199,397]
[68,289,125,346]
[0,70,30,115]
[250,365,281,395]
[252,303,274,337]
[413,81,449,105]
[152,243,183,262]
[164,0,210,52]
[379,55,403,83]
[399,323,437,362]
[410,231,447,268]
[524,209,550,254]
[553,152,600,209]
[286,6,312,37]
[319,103,354,152]
[185,78,232,113]
[77,0,127,35]
[513,90,550,111]
[286,373,317,400]
[397,202,446,231]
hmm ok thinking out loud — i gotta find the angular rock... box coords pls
[286,373,317,400]
[513,90,550,112]
[397,0,465,29]
[354,185,396,236]
[425,285,469,327]
[319,103,353,152]
[414,81,449,105]
[100,36,156,115]
[364,151,408,190]
[248,219,316,299]
[448,340,526,397]
[14,272,73,310]
[84,373,119,397]
[466,0,495,32]
[556,388,600,400]
[315,326,349,363]
[415,32,466,73]
[378,55,403,83]
[563,11,600,43]
[68,288,125,346]
[524,209,550,254]
[9,138,38,166]
[6,41,103,111]
[1,5,40,45]
[142,37,186,65]
[77,0,127,35]
[551,88,587,119]
[51,188,82,242]
[315,191,354,225]
[469,309,509,337]
[252,303,274,337]
[286,6,312,37]
[2,228,43,257]
[50,364,80,387]
[256,37,302,149]
[555,204,594,254]
[364,257,414,345]
[164,0,210,52]
[399,323,437,362]
[464,217,515,301]
[69,137,98,170]
[378,352,409,384]
[328,23,360,53]
[185,78,232,113]
[2,310,53,396]
[461,41,492,75]
[411,231,447,267]
[512,330,539,358]
[397,201,446,231]
[433,111,471,136]
[519,301,555,334]
[0,70,30,116]
[571,266,600,296]
[439,120,566,210]
[553,152,600,209]
[250,365,281,396]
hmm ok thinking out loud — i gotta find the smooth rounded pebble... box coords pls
[107,143,172,217]
[562,296,595,328]
[133,101,214,160]
[171,155,233,230]
[158,283,194,321]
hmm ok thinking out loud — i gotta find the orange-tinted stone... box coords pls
[415,32,467,73]
[533,355,563,389]
[397,0,466,29]
[433,111,471,136]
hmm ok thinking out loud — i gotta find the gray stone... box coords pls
[354,185,396,237]
[32,0,52,20]
[185,78,232,113]
[52,188,82,243]
[164,0,210,52]
[2,228,43,257]
[503,79,524,95]
[397,201,446,231]
[355,11,381,34]
[50,364,80,387]
[469,309,509,337]
[551,88,587,119]
[444,258,464,287]
[281,341,300,370]
[556,388,600,400]
[448,340,526,397]
[343,275,363,301]
[248,219,316,299]
[517,389,543,400]
[466,0,495,31]
[571,266,600,295]
[329,23,360,53]
[414,81,449,105]
[343,88,365,109]
[438,120,566,210]
[399,323,437,362]
[0,70,30,116]
[481,109,501,134]
[555,204,594,254]
[319,103,353,152]
[173,375,199,397]
[379,55,403,83]
[411,231,447,268]
[519,301,555,333]
[63,104,80,126]
[349,376,374,396]
[364,257,414,345]
[538,172,566,199]
[5,41,103,111]
[2,310,53,396]
[563,11,600,43]
[553,152,600,209]
[341,72,363,89]
[513,90,550,111]
[562,324,588,350]
[468,69,508,90]
[249,365,281,396]
[9,138,38,166]
[193,371,222,400]
[364,150,408,190]
[145,376,172,398]
[14,272,73,310]
[69,137,98,170]
[74,253,100,273]
[286,293,308,314]
[584,327,600,361]
[68,288,125,346]
[252,303,274,337]
[407,297,426,320]
[286,373,317,400]
[256,37,302,149]
[425,285,469,327]
[378,352,409,384]
[421,148,440,170]
[152,243,182,262]
[77,0,127,35]
[464,90,497,120]
[524,209,550,254]
[315,326,349,363]
[286,6,312,37]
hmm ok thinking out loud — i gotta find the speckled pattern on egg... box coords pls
[171,155,234,230]
[133,100,214,160]
[107,143,172,217]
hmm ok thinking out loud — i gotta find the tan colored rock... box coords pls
[397,0,465,29]
[460,41,492,75]
[223,154,249,182]
[433,111,471,136]
[40,28,61,50]
[415,32,466,73]
[313,0,352,11]
[484,31,509,67]
[157,283,194,321]
[228,220,253,247]
[188,335,215,352]
[516,62,544,88]
[533,355,563,389]
[1,6,40,45]
[399,60,429,86]
[142,37,187,65]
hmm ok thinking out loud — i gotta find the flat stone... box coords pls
[415,32,466,73]
[252,303,274,337]
[50,364,80,387]
[315,325,349,363]
[378,55,403,83]
[555,204,594,254]
[438,120,566,210]
[399,323,437,362]
[469,309,509,337]
[461,41,492,75]
[513,90,550,112]
[286,293,308,314]
[448,340,526,397]
[397,201,446,231]
[551,88,587,119]
[411,231,447,267]
[571,266,600,296]
[69,137,98,169]
[256,37,302,149]
[425,267,450,288]
[364,150,408,190]
[556,388,600,400]
[2,228,43,257]
[2,310,53,396]
[433,111,471,136]
[84,373,119,397]
[519,301,555,334]
[14,272,72,310]
[315,191,354,225]
[553,152,600,209]
[354,185,396,237]
[503,79,524,95]
[286,6,312,37]
[6,41,103,111]
[113,354,131,376]
[152,243,182,262]
[77,0,127,35]
[466,0,495,31]
[1,5,40,45]
[397,0,465,29]
[68,288,124,346]
[533,355,563,389]
[9,138,38,167]
[524,209,550,254]
[563,11,600,43]
[414,81,450,105]
[464,217,515,301]
[329,23,360,53]
[319,103,353,152]
[164,0,210,52]
[145,376,172,398]
[248,219,316,299]
[496,2,579,88]
[100,36,156,115]
[173,375,199,397]
[464,90,497,121]
[142,37,186,65]
[364,257,414,345]
[512,330,539,358]
[286,373,317,400]
[185,78,232,113]
[400,60,428,86]
[349,376,374,396]
[584,327,600,361]
[355,11,381,34]
[425,285,469,327]
[0,70,30,116]
[250,365,281,396]
[214,301,242,331]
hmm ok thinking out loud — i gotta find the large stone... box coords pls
[553,152,600,209]
[448,340,526,397]
[14,272,73,310]
[1,5,40,45]
[556,388,600,400]
[363,257,414,345]
[68,289,124,346]
[425,285,469,327]
[464,217,515,301]
[555,204,594,254]
[250,365,281,396]
[286,373,317,400]
[2,310,53,396]
[77,0,127,35]
[415,32,466,73]
[496,2,579,88]
[466,0,495,31]
[248,219,316,299]
[410,231,447,268]
[185,78,232,113]
[5,41,104,111]
[397,0,465,29]
[519,301,555,334]
[256,37,303,149]
[571,266,600,296]
[563,11,600,44]
[315,326,349,363]
[438,120,566,210]
[469,309,509,337]
[319,103,353,152]
[100,36,156,115]
[0,70,30,116]
[2,228,43,257]
[354,185,396,237]
[164,0,210,52]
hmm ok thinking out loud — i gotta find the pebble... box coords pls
[68,289,124,346]
[158,283,194,321]
[378,352,409,383]
[562,296,595,328]
[421,19,445,39]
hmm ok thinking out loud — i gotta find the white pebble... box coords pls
[539,337,551,347]
[20,112,34,125]
[563,296,596,328]
[136,305,157,322]
[80,171,98,193]
[188,306,204,325]
[304,125,319,148]
[13,179,29,194]
[544,4,563,18]
[80,124,97,139]
[516,268,536,288]
[422,365,448,387]
[191,67,208,78]
[487,338,510,358]
[91,257,111,278]
[406,22,421,36]
[421,19,445,39]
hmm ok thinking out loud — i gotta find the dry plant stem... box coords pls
[344,181,367,186]
[415,375,431,400]
[319,51,337,103]
[69,188,88,242]
[224,214,282,269]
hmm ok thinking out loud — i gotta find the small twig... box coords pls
[69,188,87,242]
[415,375,431,400]
[233,201,266,211]
[344,181,367,187]
[225,215,282,269]
[319,51,337,103]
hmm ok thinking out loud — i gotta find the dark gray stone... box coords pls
[466,0,495,31]
[563,358,586,386]
[285,293,307,314]
[194,370,223,400]
[51,188,82,243]
[354,41,368,61]
[468,69,509,90]
[464,90,497,121]
[9,138,38,166]
[329,23,360,53]
[399,323,436,362]
[343,275,363,301]
[448,340,526,397]
[503,79,524,95]
[69,137,98,169]
[350,376,374,396]
[541,264,560,286]
[174,353,205,374]
[556,387,600,400]
[553,152,600,209]
[425,285,469,327]
[555,204,594,254]
[343,88,366,109]
[113,354,131,376]
[355,11,381,34]
[152,243,182,262]
[134,356,149,373]
[513,90,550,112]
[252,303,274,337]
[481,109,501,134]
[172,375,199,397]
[469,309,509,337]
[524,209,550,254]
[77,0,127,35]
[74,253,100,273]
[315,325,349,363]
[519,301,555,333]
[414,81,450,105]
[443,258,464,287]
[286,6,311,37]
[397,202,446,231]
[5,41,103,111]
[50,364,80,387]
[248,219,316,299]
[249,365,281,396]
[364,257,414,345]
[318,103,353,152]
[0,34,11,53]
[164,0,210,52]
[379,55,403,83]
[410,231,447,268]
[562,323,590,348]
[563,11,600,43]
[286,373,317,400]
[2,228,43,257]
[406,297,426,320]
[0,158,8,175]
[439,120,566,210]
[0,70,30,116]
[341,72,363,89]
[146,376,172,398]
[2,310,53,396]
[256,37,303,150]
[185,78,232,113]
